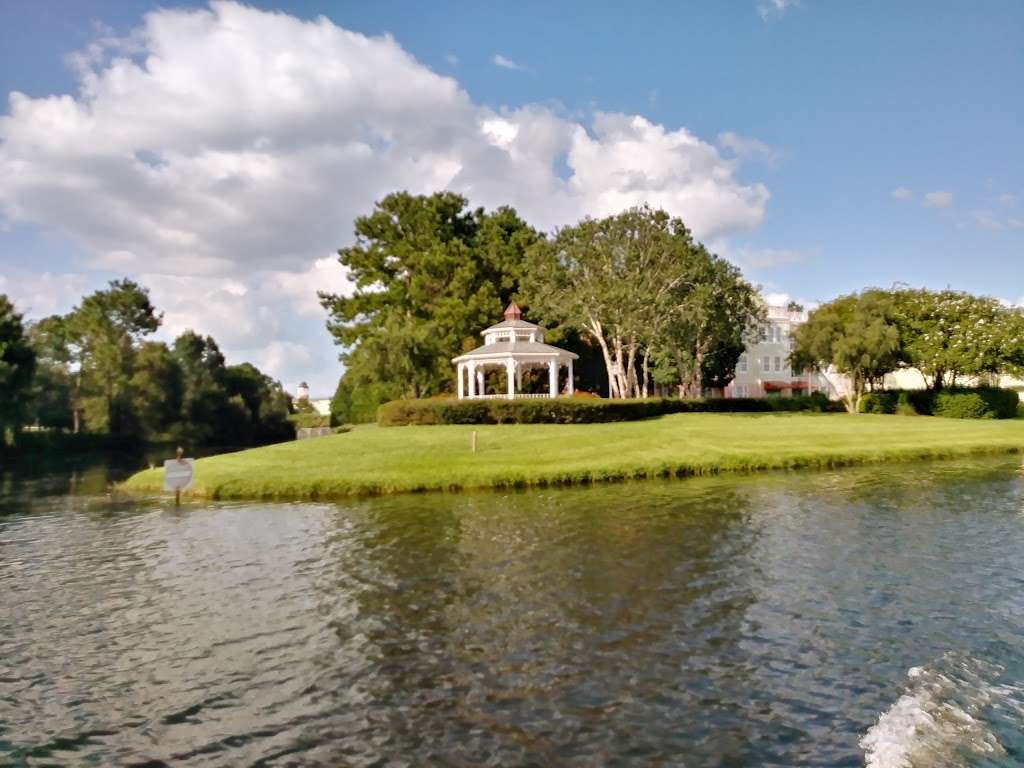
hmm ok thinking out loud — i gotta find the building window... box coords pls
[735,384,747,397]
[774,356,782,372]
[762,356,770,371]
[738,355,748,373]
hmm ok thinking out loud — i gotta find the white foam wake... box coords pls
[861,653,1016,768]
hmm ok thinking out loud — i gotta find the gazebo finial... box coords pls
[504,302,522,321]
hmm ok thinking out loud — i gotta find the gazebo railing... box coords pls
[465,393,555,400]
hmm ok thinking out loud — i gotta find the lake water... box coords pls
[2,454,1024,766]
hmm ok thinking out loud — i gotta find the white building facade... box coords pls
[724,304,1024,402]
[725,305,835,399]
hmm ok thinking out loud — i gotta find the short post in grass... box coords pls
[471,430,478,453]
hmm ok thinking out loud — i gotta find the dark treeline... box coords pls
[0,280,293,448]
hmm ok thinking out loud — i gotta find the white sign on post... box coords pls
[163,458,195,492]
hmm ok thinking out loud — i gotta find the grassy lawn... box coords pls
[120,412,1024,500]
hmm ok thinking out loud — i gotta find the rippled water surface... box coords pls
[2,455,1024,766]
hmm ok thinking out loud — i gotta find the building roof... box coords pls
[453,340,578,362]
[481,318,542,333]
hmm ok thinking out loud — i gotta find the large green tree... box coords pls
[658,253,763,398]
[320,192,540,398]
[130,341,184,438]
[790,290,902,413]
[892,288,1020,388]
[66,279,161,435]
[172,331,240,443]
[25,315,74,431]
[223,362,293,443]
[0,295,37,444]
[523,206,760,398]
[169,332,293,445]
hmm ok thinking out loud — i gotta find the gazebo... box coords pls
[453,303,577,399]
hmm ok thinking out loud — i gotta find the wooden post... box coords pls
[471,430,477,453]
[175,445,183,506]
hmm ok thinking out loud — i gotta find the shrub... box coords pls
[895,392,919,416]
[933,391,990,419]
[859,387,1018,419]
[377,394,842,426]
[771,392,840,412]
[859,392,897,414]
[932,388,1019,420]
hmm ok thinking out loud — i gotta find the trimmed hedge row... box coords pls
[378,393,840,426]
[859,387,1020,419]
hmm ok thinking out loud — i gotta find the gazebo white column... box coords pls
[467,363,476,398]
[476,369,485,397]
[567,360,574,395]
[457,363,465,399]
[506,359,516,399]
[548,359,558,398]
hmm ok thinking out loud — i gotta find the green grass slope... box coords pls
[120,413,1024,500]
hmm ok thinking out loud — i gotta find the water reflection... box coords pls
[1,458,1023,766]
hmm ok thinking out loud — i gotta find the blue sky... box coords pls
[1,1,1022,393]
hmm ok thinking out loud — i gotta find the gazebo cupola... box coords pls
[453,303,577,399]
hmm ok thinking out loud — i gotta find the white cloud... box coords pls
[0,1,772,393]
[763,291,791,306]
[492,54,524,71]
[732,247,805,269]
[761,291,816,311]
[923,191,953,208]
[997,193,1017,207]
[718,132,781,166]
[758,0,798,20]
[971,209,1002,230]
[0,269,89,318]
[445,53,459,66]
[891,187,913,201]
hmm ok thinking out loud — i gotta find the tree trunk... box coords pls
[587,318,619,399]
[690,343,706,399]
[624,336,639,399]
[845,373,864,414]
[611,334,631,399]
[673,347,689,399]
[641,348,650,399]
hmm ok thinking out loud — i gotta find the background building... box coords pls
[725,305,834,399]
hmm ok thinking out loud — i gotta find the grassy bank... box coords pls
[119,412,1024,500]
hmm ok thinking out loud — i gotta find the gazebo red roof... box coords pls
[503,302,523,321]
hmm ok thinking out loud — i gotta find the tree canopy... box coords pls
[892,288,1023,388]
[0,295,37,444]
[523,205,762,398]
[14,280,294,447]
[320,191,541,401]
[790,287,1024,413]
[65,279,161,434]
[790,290,902,413]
